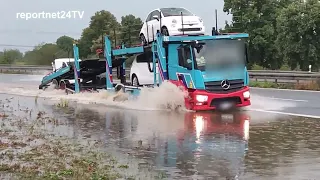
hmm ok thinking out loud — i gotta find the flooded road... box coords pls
[1,93,319,179]
[0,73,320,179]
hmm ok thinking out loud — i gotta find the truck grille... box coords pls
[204,79,244,93]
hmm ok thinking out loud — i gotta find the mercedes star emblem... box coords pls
[221,79,231,90]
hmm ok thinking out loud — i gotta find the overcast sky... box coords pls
[0,0,231,52]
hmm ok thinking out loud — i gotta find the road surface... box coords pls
[0,73,319,179]
[0,73,319,118]
[250,87,320,118]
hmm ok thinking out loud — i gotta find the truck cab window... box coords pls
[178,45,193,70]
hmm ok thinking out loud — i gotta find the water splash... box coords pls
[0,81,187,111]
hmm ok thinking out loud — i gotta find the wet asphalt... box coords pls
[0,93,319,179]
[0,74,320,179]
[250,87,320,117]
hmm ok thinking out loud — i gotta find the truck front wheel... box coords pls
[52,79,59,89]
[132,75,140,87]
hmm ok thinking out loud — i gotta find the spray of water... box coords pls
[0,81,187,111]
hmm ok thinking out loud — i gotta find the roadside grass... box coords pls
[0,97,147,180]
[0,112,124,180]
[250,80,320,91]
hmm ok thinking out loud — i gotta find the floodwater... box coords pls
[0,93,319,179]
[0,73,320,179]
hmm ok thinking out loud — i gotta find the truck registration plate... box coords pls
[221,114,234,123]
[219,102,233,110]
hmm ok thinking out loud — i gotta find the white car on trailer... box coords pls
[129,51,158,86]
[139,7,205,44]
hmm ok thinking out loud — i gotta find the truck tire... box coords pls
[59,80,66,90]
[52,79,59,89]
[114,83,125,93]
[132,75,139,87]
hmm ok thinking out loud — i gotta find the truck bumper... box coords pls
[186,86,251,111]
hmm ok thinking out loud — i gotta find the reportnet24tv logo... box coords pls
[16,11,84,20]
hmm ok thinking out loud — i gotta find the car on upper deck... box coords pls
[139,7,205,45]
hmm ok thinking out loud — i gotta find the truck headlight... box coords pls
[196,95,208,102]
[243,91,250,99]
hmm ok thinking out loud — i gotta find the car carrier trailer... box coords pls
[39,15,251,111]
[38,45,128,94]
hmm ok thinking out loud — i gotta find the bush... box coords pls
[294,79,320,90]
[251,64,265,70]
[249,81,278,88]
[279,64,291,71]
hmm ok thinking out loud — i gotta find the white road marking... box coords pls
[251,87,320,93]
[265,97,308,102]
[250,108,320,119]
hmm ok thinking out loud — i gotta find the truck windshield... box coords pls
[193,39,246,71]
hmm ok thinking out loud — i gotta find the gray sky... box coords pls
[0,0,231,52]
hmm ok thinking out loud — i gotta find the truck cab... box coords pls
[52,58,82,72]
[129,33,251,111]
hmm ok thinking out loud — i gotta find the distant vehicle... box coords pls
[130,51,158,86]
[52,58,82,72]
[139,7,205,45]
[51,58,83,85]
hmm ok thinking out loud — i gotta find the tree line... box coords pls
[1,0,320,71]
[223,0,320,71]
[0,11,142,65]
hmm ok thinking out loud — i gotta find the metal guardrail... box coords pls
[0,65,52,70]
[249,71,320,83]
[0,65,320,84]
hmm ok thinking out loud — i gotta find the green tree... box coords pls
[223,0,298,69]
[56,35,74,57]
[276,0,320,70]
[276,2,304,70]
[78,27,96,58]
[22,43,61,65]
[0,49,23,64]
[119,14,143,46]
[78,10,120,58]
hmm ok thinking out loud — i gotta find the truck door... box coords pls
[176,45,196,89]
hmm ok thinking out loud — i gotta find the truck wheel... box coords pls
[114,83,125,93]
[140,34,147,45]
[59,80,66,90]
[161,27,169,36]
[52,79,59,89]
[132,75,139,87]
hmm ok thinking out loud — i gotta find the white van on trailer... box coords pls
[52,58,82,72]
[51,58,83,84]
